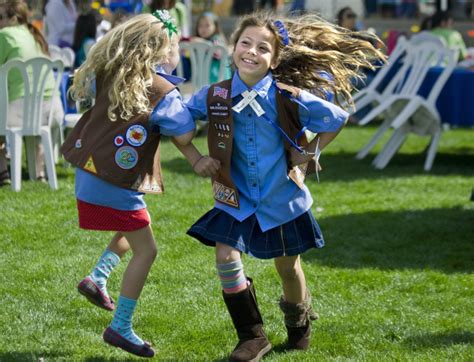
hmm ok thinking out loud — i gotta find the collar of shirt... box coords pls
[155,66,186,85]
[231,71,274,99]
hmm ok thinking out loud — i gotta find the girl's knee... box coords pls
[276,258,303,281]
[215,243,240,264]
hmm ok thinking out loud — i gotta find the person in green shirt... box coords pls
[430,10,469,61]
[0,0,64,186]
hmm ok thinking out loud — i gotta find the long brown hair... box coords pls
[3,0,49,55]
[231,12,386,106]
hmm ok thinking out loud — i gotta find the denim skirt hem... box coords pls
[187,208,324,260]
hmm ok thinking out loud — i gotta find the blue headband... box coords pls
[274,20,289,46]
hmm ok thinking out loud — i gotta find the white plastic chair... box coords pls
[60,47,75,69]
[0,58,64,191]
[177,41,229,95]
[49,45,75,69]
[48,45,62,61]
[409,31,447,47]
[351,33,446,121]
[348,36,410,116]
[355,41,459,170]
[372,46,459,171]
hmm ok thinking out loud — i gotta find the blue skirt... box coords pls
[187,208,324,259]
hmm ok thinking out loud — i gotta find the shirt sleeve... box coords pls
[184,85,210,121]
[0,35,8,65]
[149,88,196,136]
[298,89,348,133]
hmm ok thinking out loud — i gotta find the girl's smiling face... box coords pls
[233,25,278,87]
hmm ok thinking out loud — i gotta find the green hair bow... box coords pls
[152,10,178,38]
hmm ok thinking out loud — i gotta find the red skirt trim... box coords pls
[77,199,151,232]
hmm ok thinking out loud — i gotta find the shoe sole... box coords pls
[77,278,114,311]
[249,343,272,362]
[103,327,155,358]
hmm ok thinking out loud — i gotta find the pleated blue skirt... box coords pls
[187,208,324,259]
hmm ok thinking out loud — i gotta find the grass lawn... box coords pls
[0,124,473,361]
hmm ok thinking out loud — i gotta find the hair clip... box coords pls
[274,20,289,46]
[152,10,178,37]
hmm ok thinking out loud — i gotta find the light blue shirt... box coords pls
[186,71,348,231]
[75,71,195,210]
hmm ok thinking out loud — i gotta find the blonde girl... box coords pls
[184,12,384,361]
[61,11,219,358]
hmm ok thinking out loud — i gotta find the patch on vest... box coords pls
[213,122,231,138]
[114,135,125,147]
[213,181,238,207]
[213,87,228,99]
[115,146,138,169]
[84,156,97,174]
[209,102,230,118]
[126,125,147,147]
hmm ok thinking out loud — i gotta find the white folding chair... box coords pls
[48,45,62,61]
[60,47,75,69]
[177,41,229,97]
[372,46,459,171]
[0,58,64,191]
[49,45,75,69]
[355,40,458,170]
[409,31,447,47]
[348,36,410,116]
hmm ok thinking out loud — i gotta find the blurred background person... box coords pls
[72,11,97,68]
[258,0,276,12]
[43,0,77,47]
[191,11,231,83]
[0,0,64,185]
[429,10,469,61]
[337,6,358,31]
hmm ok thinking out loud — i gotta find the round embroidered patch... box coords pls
[126,125,147,147]
[115,146,138,169]
[114,135,125,147]
[75,139,82,148]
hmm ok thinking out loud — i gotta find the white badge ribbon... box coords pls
[232,90,265,117]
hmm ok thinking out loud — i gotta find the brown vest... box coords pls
[206,79,317,208]
[61,74,175,194]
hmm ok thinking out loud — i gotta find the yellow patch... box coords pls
[84,156,97,174]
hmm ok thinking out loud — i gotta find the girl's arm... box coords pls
[289,125,346,167]
[172,130,195,146]
[171,139,221,177]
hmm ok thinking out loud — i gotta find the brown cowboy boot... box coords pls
[279,290,318,350]
[223,278,272,362]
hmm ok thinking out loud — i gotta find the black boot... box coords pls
[223,278,272,362]
[279,290,318,350]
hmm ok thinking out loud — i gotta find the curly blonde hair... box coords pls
[69,14,174,121]
[230,12,386,107]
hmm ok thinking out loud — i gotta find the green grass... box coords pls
[0,125,473,361]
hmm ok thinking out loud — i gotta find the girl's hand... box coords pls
[276,82,301,98]
[193,156,221,177]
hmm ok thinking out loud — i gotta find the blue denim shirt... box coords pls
[186,71,348,231]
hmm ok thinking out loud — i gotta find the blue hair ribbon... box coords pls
[274,20,289,46]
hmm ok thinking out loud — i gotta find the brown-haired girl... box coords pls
[184,12,384,361]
